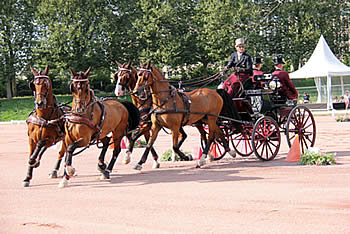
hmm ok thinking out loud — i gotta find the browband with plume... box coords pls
[34,75,49,79]
[139,68,152,72]
[71,78,89,82]
[119,68,132,73]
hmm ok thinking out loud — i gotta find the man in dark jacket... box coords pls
[222,38,253,97]
[272,56,298,100]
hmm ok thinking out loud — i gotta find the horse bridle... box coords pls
[71,77,94,114]
[117,67,133,89]
[134,68,154,100]
[30,75,52,109]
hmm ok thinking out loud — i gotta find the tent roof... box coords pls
[290,35,350,79]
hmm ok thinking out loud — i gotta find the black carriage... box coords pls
[201,74,316,161]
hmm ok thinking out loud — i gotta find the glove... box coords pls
[235,67,244,73]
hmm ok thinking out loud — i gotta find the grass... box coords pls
[0,93,131,122]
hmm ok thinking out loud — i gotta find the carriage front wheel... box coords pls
[251,116,281,161]
[231,125,253,157]
[285,105,316,154]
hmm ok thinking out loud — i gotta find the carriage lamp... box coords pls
[269,77,281,90]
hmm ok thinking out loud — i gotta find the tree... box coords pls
[0,0,37,98]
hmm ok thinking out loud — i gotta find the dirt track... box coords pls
[1,116,350,233]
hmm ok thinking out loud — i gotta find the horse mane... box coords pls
[150,65,166,81]
[216,89,241,123]
[120,101,140,131]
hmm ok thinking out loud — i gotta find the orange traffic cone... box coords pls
[108,138,114,149]
[209,144,218,158]
[108,138,127,149]
[285,134,301,162]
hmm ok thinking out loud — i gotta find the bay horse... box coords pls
[23,65,70,187]
[114,61,161,169]
[59,67,139,188]
[133,62,240,168]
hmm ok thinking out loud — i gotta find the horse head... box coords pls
[69,67,92,113]
[114,61,137,97]
[134,61,154,100]
[30,65,53,109]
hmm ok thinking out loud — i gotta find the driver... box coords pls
[222,38,253,97]
[272,56,298,100]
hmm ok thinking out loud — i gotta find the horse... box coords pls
[114,61,161,169]
[59,67,139,188]
[133,61,240,167]
[23,65,70,187]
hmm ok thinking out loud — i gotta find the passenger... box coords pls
[251,57,264,89]
[272,56,298,100]
[222,38,253,97]
[303,92,310,103]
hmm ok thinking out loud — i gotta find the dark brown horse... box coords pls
[59,67,139,188]
[133,62,239,167]
[23,65,70,187]
[114,61,161,169]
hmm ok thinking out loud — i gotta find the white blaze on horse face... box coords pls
[114,74,124,97]
[114,83,124,97]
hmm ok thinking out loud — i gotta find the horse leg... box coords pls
[134,125,161,171]
[101,146,121,180]
[171,129,191,161]
[101,134,123,180]
[49,142,66,179]
[198,119,218,167]
[23,140,46,187]
[58,140,81,188]
[143,131,160,169]
[97,136,111,173]
[213,126,235,160]
[123,131,142,164]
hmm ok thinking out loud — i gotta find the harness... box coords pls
[65,90,105,142]
[26,87,66,143]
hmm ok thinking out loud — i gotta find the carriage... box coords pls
[200,73,316,161]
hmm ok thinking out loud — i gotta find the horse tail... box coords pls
[120,101,140,131]
[216,89,241,121]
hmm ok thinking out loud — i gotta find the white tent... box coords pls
[290,35,350,109]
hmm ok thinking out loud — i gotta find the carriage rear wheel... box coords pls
[251,116,281,161]
[200,125,230,160]
[231,125,253,157]
[285,105,316,154]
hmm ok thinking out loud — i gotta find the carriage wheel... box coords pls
[251,116,281,161]
[231,125,253,157]
[200,125,229,161]
[285,106,316,154]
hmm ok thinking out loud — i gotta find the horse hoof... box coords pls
[97,163,106,173]
[198,154,207,167]
[171,153,177,162]
[152,162,160,169]
[228,150,236,158]
[123,152,131,164]
[58,178,68,188]
[100,171,110,180]
[66,166,75,177]
[133,164,142,171]
[22,181,30,187]
[123,158,131,165]
[208,154,215,162]
[48,170,58,179]
[187,154,193,161]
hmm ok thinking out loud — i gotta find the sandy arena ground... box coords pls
[1,115,350,233]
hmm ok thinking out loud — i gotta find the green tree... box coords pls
[0,0,37,98]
